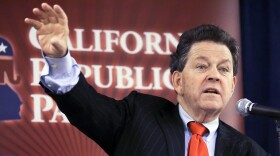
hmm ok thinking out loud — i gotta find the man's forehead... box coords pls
[189,53,233,64]
[190,43,230,53]
[189,49,232,57]
[191,49,228,53]
[188,42,231,55]
[192,56,232,64]
[187,49,233,65]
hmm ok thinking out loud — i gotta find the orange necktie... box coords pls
[187,121,209,156]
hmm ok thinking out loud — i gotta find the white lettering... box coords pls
[28,28,180,55]
[29,27,41,49]
[92,65,113,88]
[49,106,69,123]
[104,30,120,52]
[164,33,178,54]
[163,69,173,89]
[92,30,103,52]
[134,67,152,89]
[31,94,54,122]
[151,67,163,90]
[144,32,164,54]
[120,31,143,54]
[115,66,134,89]
[79,64,92,78]
[31,94,69,123]
[72,29,93,51]
[30,58,45,86]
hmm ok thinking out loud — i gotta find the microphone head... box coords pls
[236,98,252,116]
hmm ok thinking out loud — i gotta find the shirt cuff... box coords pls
[42,51,73,76]
[40,50,80,94]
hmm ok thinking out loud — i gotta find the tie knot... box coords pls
[188,121,208,136]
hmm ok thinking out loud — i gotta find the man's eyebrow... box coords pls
[194,56,209,61]
[219,59,232,65]
[194,56,232,64]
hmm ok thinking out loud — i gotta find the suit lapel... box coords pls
[156,105,185,156]
[214,120,234,155]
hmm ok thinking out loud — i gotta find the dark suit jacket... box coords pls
[42,73,269,156]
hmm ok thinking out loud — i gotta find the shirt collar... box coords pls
[178,104,219,142]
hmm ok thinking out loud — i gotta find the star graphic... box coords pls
[0,42,8,53]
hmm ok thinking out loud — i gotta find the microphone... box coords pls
[236,98,280,119]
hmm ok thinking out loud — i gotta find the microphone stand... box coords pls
[275,119,280,155]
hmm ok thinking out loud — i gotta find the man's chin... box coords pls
[199,100,223,112]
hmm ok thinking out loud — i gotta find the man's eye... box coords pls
[219,67,229,73]
[196,65,207,70]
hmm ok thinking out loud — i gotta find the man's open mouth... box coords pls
[204,88,219,94]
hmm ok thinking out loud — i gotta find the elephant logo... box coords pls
[0,37,21,120]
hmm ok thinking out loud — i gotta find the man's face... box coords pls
[172,41,236,122]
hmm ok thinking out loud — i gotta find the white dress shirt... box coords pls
[178,104,219,156]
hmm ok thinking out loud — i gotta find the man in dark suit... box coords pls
[25,3,269,156]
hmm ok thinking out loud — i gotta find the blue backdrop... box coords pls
[240,1,280,155]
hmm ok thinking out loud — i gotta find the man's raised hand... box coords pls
[25,3,69,57]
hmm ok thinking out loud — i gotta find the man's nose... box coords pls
[207,67,220,82]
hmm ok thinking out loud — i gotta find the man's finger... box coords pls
[41,3,58,23]
[53,4,68,24]
[24,18,42,30]
[33,8,49,24]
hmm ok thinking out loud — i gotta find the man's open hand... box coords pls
[25,3,69,57]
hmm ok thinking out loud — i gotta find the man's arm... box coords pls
[25,4,133,155]
[25,3,77,93]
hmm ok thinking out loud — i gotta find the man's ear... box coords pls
[171,71,183,95]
